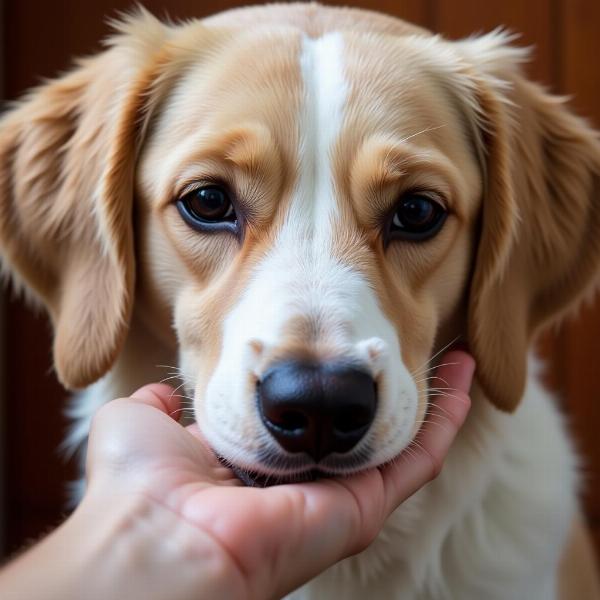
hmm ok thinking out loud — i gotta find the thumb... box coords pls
[129,383,181,420]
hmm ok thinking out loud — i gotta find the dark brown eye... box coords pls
[177,185,237,232]
[388,194,447,241]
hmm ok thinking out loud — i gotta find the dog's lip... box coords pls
[231,465,320,487]
[218,456,334,487]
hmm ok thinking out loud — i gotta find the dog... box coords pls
[0,3,599,598]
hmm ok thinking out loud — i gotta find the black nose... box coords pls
[257,360,377,462]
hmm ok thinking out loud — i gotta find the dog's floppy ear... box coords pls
[457,33,600,411]
[0,10,170,388]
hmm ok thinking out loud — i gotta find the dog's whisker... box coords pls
[411,336,461,376]
[413,375,451,385]
[168,394,196,404]
[156,363,183,371]
[413,412,452,427]
[167,380,190,406]
[412,365,458,381]
[166,402,194,408]
[397,445,420,465]
[421,361,460,372]
[168,407,196,418]
[428,391,461,402]
[158,374,184,385]
[155,364,197,390]
[398,124,447,145]
[167,392,195,399]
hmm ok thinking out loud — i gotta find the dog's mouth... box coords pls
[230,464,320,487]
[218,456,348,487]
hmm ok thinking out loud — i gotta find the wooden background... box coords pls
[1,0,599,560]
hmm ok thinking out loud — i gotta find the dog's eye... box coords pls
[388,194,447,241]
[177,185,237,232]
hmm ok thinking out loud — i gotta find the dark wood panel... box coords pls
[3,301,74,553]
[434,0,554,82]
[557,0,600,537]
[558,0,600,119]
[4,0,432,97]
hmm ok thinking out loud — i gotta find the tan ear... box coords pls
[457,33,600,411]
[0,9,170,388]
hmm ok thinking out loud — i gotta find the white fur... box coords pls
[196,242,418,474]
[191,33,418,476]
[295,32,346,247]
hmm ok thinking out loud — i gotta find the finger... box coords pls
[86,384,191,488]
[128,383,180,420]
[184,423,248,485]
[380,391,470,514]
[434,350,476,394]
[186,422,218,454]
[380,352,474,514]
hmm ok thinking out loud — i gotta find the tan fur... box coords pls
[0,48,145,388]
[464,64,600,412]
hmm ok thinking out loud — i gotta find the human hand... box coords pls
[82,350,474,600]
[0,351,473,600]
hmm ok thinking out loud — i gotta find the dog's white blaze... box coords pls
[288,33,346,250]
[200,33,418,471]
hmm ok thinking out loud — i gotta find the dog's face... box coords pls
[136,28,480,480]
[1,6,599,484]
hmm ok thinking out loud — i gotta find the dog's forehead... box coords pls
[175,29,304,138]
[142,27,478,219]
[341,34,465,138]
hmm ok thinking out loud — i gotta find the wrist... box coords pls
[1,489,247,600]
[76,489,248,600]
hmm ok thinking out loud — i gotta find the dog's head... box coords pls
[1,5,599,483]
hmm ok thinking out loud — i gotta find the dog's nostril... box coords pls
[333,407,372,434]
[257,360,377,461]
[276,410,308,432]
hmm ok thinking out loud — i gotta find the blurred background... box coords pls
[0,0,599,560]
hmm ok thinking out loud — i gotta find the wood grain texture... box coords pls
[556,0,600,551]
[434,0,554,82]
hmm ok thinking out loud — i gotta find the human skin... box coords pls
[0,350,474,600]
